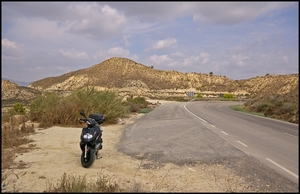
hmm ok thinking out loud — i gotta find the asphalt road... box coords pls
[117,101,299,191]
[185,101,299,183]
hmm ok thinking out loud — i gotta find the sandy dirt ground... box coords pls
[1,101,261,192]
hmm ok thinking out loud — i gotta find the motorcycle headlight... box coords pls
[83,133,93,139]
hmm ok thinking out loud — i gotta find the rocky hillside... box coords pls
[27,57,297,98]
[2,79,41,107]
[2,57,298,123]
[28,57,241,93]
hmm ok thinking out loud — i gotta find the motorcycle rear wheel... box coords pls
[81,148,95,168]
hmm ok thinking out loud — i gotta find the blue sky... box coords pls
[1,2,298,83]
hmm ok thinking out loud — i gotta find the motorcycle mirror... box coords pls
[80,111,86,118]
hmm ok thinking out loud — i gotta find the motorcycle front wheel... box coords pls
[81,147,96,168]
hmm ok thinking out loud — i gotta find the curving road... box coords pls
[185,101,299,184]
[117,101,299,188]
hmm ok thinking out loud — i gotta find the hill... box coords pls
[28,57,239,92]
[27,57,297,99]
[2,57,298,123]
[2,78,31,87]
[1,79,41,107]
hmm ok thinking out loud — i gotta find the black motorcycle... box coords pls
[79,111,105,168]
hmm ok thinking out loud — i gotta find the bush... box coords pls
[123,96,149,112]
[127,102,140,112]
[196,93,203,98]
[259,103,270,112]
[164,96,187,102]
[125,96,148,108]
[29,92,61,127]
[2,103,28,123]
[243,91,298,124]
[223,93,235,99]
[47,172,122,192]
[68,87,129,124]
[28,87,129,127]
[279,102,296,114]
[12,102,26,115]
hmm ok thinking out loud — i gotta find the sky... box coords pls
[1,1,299,83]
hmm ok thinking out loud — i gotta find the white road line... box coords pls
[266,158,298,179]
[221,131,228,135]
[237,140,248,147]
[210,125,215,128]
[283,133,298,139]
[184,105,207,123]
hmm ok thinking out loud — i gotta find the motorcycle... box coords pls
[79,111,105,168]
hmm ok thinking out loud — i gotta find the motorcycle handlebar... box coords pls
[79,118,87,123]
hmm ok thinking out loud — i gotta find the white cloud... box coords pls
[152,38,177,50]
[107,47,130,56]
[92,50,105,60]
[200,52,210,65]
[182,56,200,66]
[104,2,295,25]
[9,17,67,42]
[27,66,45,72]
[59,49,89,59]
[231,54,250,66]
[68,4,127,40]
[1,38,25,60]
[171,51,184,57]
[2,38,21,50]
[149,54,172,64]
[192,2,295,25]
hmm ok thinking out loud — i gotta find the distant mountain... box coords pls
[2,78,31,87]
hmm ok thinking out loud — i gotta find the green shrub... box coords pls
[12,102,26,115]
[68,87,129,124]
[223,93,235,99]
[125,96,148,108]
[2,102,27,123]
[164,96,187,102]
[259,103,270,112]
[28,87,129,127]
[29,92,61,127]
[123,96,149,112]
[196,93,203,98]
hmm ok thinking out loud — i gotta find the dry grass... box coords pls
[2,89,297,192]
[45,172,123,192]
[1,119,36,192]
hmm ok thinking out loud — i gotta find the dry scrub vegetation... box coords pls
[1,86,298,192]
[1,87,158,192]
